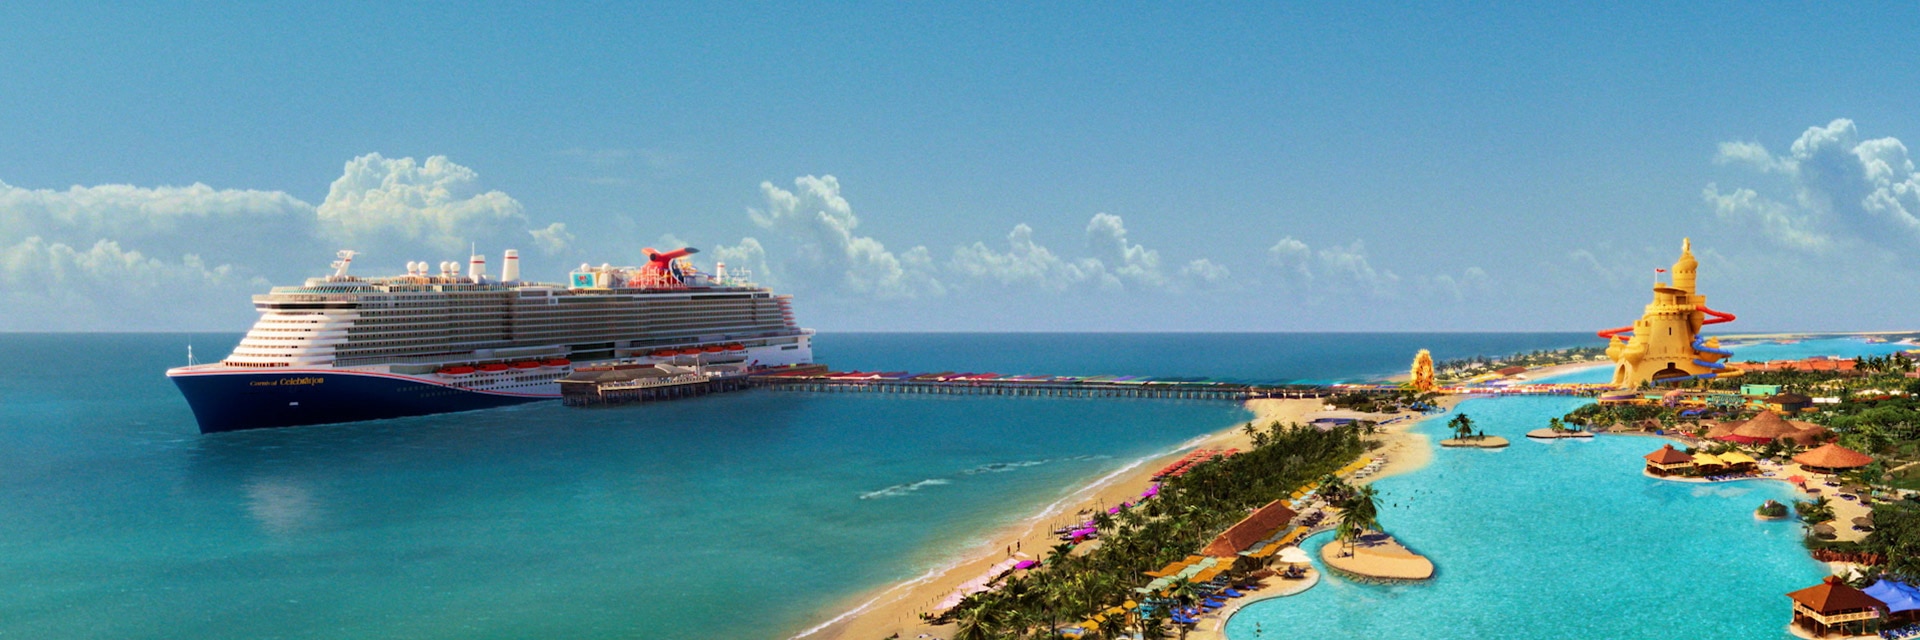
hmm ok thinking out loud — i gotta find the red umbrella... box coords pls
[1788,475,1807,485]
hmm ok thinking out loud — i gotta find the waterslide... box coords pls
[1597,306,1743,383]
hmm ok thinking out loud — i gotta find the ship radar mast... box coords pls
[330,250,358,278]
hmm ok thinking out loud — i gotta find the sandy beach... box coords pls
[795,394,1453,640]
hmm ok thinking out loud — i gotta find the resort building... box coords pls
[1765,392,1815,413]
[1788,576,1885,638]
[1743,357,1861,375]
[1202,500,1298,557]
[1794,443,1874,475]
[1644,445,1694,476]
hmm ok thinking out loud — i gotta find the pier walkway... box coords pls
[748,370,1611,401]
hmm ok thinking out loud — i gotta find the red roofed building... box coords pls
[1202,500,1298,557]
[1789,576,1885,637]
[1644,444,1695,476]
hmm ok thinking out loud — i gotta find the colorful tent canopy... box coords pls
[1692,452,1727,467]
[1718,451,1759,466]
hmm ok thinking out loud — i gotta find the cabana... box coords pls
[1788,576,1886,637]
[1794,443,1874,474]
[1717,451,1759,472]
[1864,579,1920,625]
[1691,452,1727,472]
[1644,444,1694,476]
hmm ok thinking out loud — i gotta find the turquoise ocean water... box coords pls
[1227,337,1914,640]
[0,333,1895,638]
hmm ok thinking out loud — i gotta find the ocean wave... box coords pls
[858,478,952,500]
[959,454,1110,476]
[864,455,1110,499]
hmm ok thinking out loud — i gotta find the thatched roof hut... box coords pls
[1722,411,1825,445]
[1795,443,1874,473]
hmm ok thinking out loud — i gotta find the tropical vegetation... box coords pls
[939,421,1368,639]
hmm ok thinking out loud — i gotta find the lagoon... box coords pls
[1226,395,1823,639]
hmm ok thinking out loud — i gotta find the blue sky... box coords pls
[3,3,1918,332]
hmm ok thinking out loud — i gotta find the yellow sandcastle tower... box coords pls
[1600,239,1742,388]
[1409,350,1436,393]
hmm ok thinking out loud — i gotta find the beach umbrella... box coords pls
[1857,515,1876,527]
[1277,546,1312,566]
[1813,523,1838,537]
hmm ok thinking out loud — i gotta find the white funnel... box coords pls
[502,249,520,282]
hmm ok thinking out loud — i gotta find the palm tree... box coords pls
[1449,414,1476,440]
[1046,542,1075,566]
[952,602,1001,640]
[1342,484,1381,534]
[1334,517,1360,556]
[1318,474,1350,504]
[1547,417,1565,434]
[1094,611,1128,640]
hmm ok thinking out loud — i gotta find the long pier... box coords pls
[752,370,1344,401]
[747,368,1611,401]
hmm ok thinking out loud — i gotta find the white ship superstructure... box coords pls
[167,247,813,432]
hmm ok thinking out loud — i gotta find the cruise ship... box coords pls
[167,247,813,433]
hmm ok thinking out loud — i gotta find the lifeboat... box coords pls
[439,366,476,377]
[678,348,704,356]
[542,359,571,368]
[702,345,725,353]
[479,363,510,372]
[513,361,541,370]
[650,350,676,358]
[725,343,746,351]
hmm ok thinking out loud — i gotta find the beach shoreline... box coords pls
[796,396,1434,640]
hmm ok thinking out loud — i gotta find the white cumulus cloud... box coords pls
[529,222,574,254]
[949,223,1106,291]
[1084,213,1166,289]
[0,237,266,330]
[315,153,529,255]
[1264,236,1483,301]
[1710,118,1920,252]
[747,175,943,298]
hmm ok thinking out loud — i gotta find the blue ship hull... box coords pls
[170,370,552,434]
